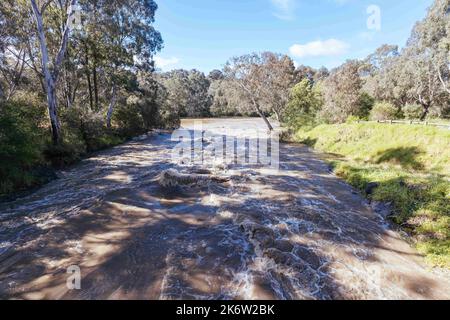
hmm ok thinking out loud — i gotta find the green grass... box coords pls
[294,123,450,268]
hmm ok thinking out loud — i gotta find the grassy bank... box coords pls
[294,123,450,268]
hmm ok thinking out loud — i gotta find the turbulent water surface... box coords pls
[0,118,449,300]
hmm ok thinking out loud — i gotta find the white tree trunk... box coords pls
[106,85,117,129]
[273,108,281,122]
[30,0,77,145]
[234,80,274,131]
[255,103,273,131]
[438,67,450,94]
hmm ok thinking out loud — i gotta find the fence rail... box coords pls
[357,120,450,129]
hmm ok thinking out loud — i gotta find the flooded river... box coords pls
[0,118,449,299]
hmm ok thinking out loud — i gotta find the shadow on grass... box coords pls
[374,147,425,171]
[334,162,449,265]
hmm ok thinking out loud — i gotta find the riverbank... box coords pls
[293,122,450,268]
[0,129,165,203]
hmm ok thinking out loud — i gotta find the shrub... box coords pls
[78,111,121,152]
[159,108,181,129]
[403,103,423,120]
[61,107,125,153]
[370,102,399,121]
[427,106,444,120]
[43,129,86,168]
[346,115,360,124]
[43,142,82,168]
[355,92,375,120]
[283,79,323,130]
[113,102,145,138]
[0,98,47,195]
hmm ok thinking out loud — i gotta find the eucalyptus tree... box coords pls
[223,52,297,128]
[295,65,316,83]
[366,1,450,119]
[78,0,163,126]
[259,52,296,121]
[321,60,365,123]
[402,47,442,120]
[314,67,330,82]
[418,0,450,95]
[0,0,40,101]
[160,69,212,118]
[398,1,450,120]
[224,54,274,130]
[186,70,212,117]
[362,45,408,108]
[209,79,251,117]
[208,69,224,81]
[28,0,79,145]
[160,69,191,118]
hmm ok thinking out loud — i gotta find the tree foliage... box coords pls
[283,79,322,130]
[320,60,366,123]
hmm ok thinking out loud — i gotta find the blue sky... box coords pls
[153,0,433,73]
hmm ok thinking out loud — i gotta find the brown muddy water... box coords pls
[0,118,449,300]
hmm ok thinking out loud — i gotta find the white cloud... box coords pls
[154,56,180,70]
[289,39,349,58]
[270,0,296,20]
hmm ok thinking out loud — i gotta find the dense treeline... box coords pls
[157,0,450,129]
[0,0,449,196]
[211,0,450,128]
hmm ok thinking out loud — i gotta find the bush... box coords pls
[139,99,161,129]
[78,111,122,152]
[62,107,126,153]
[159,108,181,129]
[0,98,47,195]
[43,142,82,168]
[113,102,146,138]
[427,106,445,120]
[355,92,375,120]
[403,103,423,120]
[346,115,360,124]
[283,79,323,130]
[370,102,399,121]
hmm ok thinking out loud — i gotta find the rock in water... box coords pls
[365,182,379,195]
[158,169,229,188]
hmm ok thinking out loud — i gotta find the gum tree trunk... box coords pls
[106,85,117,129]
[30,0,77,145]
[255,103,273,131]
[234,80,273,131]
